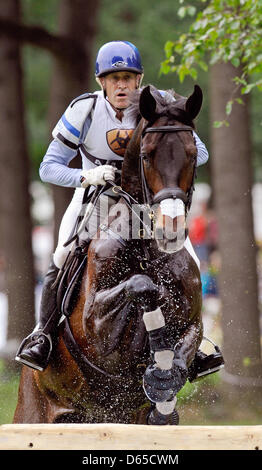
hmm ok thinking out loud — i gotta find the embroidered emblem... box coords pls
[106,129,134,156]
[112,61,128,68]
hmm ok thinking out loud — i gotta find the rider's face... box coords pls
[100,71,140,109]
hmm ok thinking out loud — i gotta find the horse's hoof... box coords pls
[147,407,179,425]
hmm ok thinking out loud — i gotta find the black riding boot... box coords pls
[15,258,60,371]
[188,347,224,382]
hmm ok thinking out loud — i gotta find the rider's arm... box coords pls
[39,99,94,188]
[39,140,83,188]
[39,94,97,188]
[193,131,209,167]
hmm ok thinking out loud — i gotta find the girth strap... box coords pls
[62,317,122,381]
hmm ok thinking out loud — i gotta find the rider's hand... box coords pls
[80,165,117,188]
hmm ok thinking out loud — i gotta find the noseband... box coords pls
[140,124,196,211]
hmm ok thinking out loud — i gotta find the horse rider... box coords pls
[15,40,209,372]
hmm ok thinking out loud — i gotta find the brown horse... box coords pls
[13,85,203,424]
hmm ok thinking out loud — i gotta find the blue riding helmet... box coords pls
[95,41,143,77]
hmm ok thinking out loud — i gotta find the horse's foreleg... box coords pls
[91,273,159,315]
[13,367,49,423]
[85,273,160,359]
[142,312,202,425]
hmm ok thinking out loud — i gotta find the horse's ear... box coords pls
[185,84,203,120]
[139,85,157,122]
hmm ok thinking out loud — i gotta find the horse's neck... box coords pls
[121,121,144,203]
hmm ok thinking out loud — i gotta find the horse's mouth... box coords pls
[154,228,186,253]
[153,199,186,253]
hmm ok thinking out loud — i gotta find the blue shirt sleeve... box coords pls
[39,115,92,188]
[39,140,82,188]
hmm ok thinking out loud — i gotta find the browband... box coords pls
[142,125,193,136]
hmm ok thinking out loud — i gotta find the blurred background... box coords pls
[0,0,261,425]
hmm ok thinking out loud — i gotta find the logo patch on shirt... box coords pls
[106,129,134,157]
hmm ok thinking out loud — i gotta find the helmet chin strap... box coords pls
[137,73,144,88]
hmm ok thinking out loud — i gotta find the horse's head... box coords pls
[138,84,203,253]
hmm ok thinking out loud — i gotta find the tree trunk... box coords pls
[0,0,35,355]
[209,62,262,390]
[47,0,99,247]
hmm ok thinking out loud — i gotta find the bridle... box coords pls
[139,124,197,213]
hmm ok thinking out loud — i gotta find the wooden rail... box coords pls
[0,424,261,450]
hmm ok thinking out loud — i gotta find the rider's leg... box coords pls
[188,345,224,382]
[15,190,118,371]
[15,257,60,371]
[15,188,85,371]
[53,187,86,269]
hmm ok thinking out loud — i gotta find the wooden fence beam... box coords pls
[0,424,261,450]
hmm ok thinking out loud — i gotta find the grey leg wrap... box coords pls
[143,308,185,425]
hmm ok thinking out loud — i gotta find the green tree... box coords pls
[162,0,262,116]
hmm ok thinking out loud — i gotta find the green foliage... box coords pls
[162,0,262,94]
[161,0,262,172]
[0,361,20,424]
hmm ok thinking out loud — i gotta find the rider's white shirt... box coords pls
[39,90,209,189]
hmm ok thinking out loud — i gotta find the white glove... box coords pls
[80,165,117,188]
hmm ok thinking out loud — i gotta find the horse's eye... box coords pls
[142,154,150,166]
